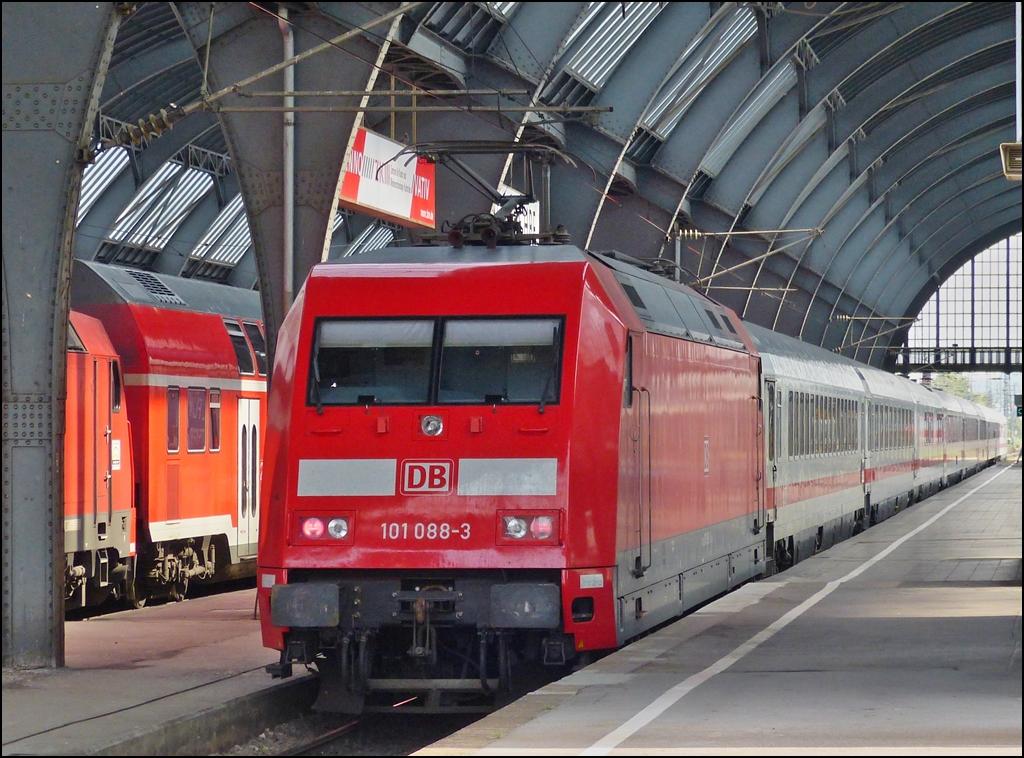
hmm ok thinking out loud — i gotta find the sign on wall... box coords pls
[339,128,436,229]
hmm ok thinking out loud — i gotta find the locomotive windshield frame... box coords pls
[308,315,565,408]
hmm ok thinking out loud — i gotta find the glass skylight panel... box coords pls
[191,193,244,260]
[560,3,604,53]
[487,2,518,20]
[205,214,251,266]
[77,146,130,226]
[344,223,395,257]
[108,162,213,251]
[563,2,662,90]
[642,6,757,138]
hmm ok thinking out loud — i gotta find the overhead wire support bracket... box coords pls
[104,2,424,148]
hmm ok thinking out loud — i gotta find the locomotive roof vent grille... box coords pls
[124,269,187,306]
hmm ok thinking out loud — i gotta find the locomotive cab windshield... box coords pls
[309,316,563,407]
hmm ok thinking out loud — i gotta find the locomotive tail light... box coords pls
[529,515,554,539]
[497,511,561,545]
[301,517,325,539]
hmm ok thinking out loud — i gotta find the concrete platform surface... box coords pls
[2,587,315,756]
[418,462,1022,756]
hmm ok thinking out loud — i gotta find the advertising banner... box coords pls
[339,128,436,229]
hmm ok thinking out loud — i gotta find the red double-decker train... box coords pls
[65,261,267,609]
[256,244,1004,712]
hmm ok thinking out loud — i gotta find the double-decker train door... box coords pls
[93,357,113,537]
[236,398,260,558]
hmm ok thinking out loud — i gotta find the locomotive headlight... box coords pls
[503,516,529,539]
[327,517,349,539]
[529,515,554,539]
[421,414,444,436]
[301,517,325,539]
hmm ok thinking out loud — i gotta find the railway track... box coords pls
[227,710,484,756]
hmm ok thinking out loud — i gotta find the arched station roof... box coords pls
[75,2,1022,369]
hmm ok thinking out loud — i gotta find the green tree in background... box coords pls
[931,373,992,408]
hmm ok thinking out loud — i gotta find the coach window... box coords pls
[814,395,822,455]
[801,392,809,457]
[209,389,221,452]
[167,386,180,453]
[242,322,268,377]
[224,320,256,376]
[186,387,207,452]
[792,393,799,456]
[787,391,794,458]
[312,319,433,406]
[440,318,562,405]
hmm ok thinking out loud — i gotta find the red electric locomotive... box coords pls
[257,242,1004,713]
[67,261,267,607]
[257,245,765,711]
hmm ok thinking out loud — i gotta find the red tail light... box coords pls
[301,517,325,539]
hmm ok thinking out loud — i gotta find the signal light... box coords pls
[529,515,554,539]
[498,511,560,544]
[301,517,325,539]
[296,513,353,543]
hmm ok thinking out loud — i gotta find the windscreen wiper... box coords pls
[538,324,560,414]
[313,332,323,415]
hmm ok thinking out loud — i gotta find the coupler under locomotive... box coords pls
[266,571,573,714]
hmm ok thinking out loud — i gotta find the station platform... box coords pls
[420,461,1022,756]
[2,462,1019,756]
[1,587,316,756]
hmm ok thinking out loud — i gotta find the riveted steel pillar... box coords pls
[174,3,387,361]
[2,2,120,668]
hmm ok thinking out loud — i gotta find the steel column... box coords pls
[2,2,120,668]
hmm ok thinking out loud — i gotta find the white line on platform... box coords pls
[575,465,1014,757]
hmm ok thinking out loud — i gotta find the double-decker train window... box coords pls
[242,322,268,376]
[209,389,221,452]
[224,320,256,376]
[167,386,180,453]
[439,318,562,405]
[311,319,433,406]
[186,387,207,452]
[111,361,122,413]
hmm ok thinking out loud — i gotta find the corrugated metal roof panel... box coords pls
[701,62,798,177]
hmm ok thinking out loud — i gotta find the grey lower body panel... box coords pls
[615,512,766,644]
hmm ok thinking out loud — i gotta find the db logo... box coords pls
[401,460,453,494]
